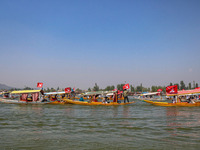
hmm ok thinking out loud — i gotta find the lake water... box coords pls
[0,98,200,149]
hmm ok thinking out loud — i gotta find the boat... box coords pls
[143,100,200,107]
[137,92,165,101]
[63,98,135,106]
[44,91,67,104]
[143,88,200,107]
[0,90,50,104]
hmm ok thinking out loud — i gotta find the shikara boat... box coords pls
[143,88,200,107]
[44,91,67,104]
[138,92,165,101]
[63,99,134,106]
[143,100,200,107]
[0,90,50,104]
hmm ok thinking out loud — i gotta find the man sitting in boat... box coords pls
[172,96,176,103]
[79,95,84,101]
[187,96,195,104]
[93,95,98,102]
[113,92,118,103]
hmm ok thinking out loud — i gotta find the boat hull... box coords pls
[63,99,134,106]
[0,99,50,104]
[48,101,67,105]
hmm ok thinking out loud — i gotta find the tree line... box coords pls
[2,80,199,93]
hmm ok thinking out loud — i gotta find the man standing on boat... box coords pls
[123,89,129,103]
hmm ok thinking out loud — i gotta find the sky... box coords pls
[0,0,200,90]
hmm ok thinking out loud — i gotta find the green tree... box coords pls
[105,86,111,91]
[110,85,115,90]
[196,83,199,88]
[180,81,186,90]
[193,81,196,89]
[93,83,99,91]
[23,86,32,90]
[50,88,56,92]
[117,84,125,91]
[57,87,60,91]
[170,83,173,86]
[75,88,83,93]
[88,88,91,92]
[136,86,142,92]
[151,86,156,92]
[188,83,192,89]
[130,85,135,92]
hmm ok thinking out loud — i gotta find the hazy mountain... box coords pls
[0,83,15,90]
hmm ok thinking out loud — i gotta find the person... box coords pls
[105,96,110,103]
[102,97,106,103]
[93,95,98,102]
[172,96,176,103]
[123,89,129,103]
[113,92,117,103]
[79,96,84,101]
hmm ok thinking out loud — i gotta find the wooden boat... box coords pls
[138,92,165,101]
[0,90,50,104]
[44,91,67,104]
[143,100,200,107]
[63,98,134,106]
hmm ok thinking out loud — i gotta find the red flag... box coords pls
[166,85,178,94]
[157,89,162,92]
[123,84,130,90]
[113,89,117,91]
[37,82,43,88]
[65,87,71,93]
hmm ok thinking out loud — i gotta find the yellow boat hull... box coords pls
[63,99,134,106]
[143,100,200,107]
[48,101,66,105]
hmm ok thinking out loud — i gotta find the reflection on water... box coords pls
[166,107,200,143]
[0,100,200,149]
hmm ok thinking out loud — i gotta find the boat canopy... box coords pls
[11,90,41,94]
[141,92,160,96]
[44,91,65,95]
[167,88,200,96]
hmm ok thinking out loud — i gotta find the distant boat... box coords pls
[137,92,166,101]
[0,90,50,104]
[143,88,200,107]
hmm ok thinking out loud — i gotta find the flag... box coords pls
[123,83,130,90]
[157,89,162,92]
[37,82,43,88]
[166,85,178,94]
[65,87,71,93]
[113,89,117,91]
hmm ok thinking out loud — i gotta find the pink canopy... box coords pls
[167,88,200,96]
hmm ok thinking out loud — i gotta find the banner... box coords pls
[166,85,178,94]
[37,82,43,88]
[65,87,71,93]
[157,89,162,92]
[123,84,130,90]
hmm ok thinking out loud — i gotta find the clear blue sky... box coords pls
[0,0,200,89]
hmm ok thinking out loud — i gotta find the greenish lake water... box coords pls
[0,99,200,150]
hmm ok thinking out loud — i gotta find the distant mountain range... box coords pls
[0,83,15,90]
